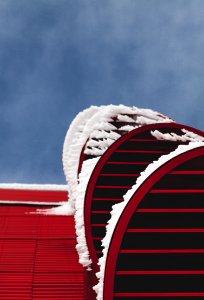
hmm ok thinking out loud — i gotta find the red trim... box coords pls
[171,170,204,174]
[93,237,102,240]
[84,123,204,273]
[103,146,204,299]
[0,189,67,203]
[77,142,87,175]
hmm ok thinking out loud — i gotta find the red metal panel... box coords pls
[0,189,68,203]
[0,190,90,300]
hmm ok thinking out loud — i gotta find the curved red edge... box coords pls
[78,142,87,176]
[103,146,204,300]
[84,122,204,272]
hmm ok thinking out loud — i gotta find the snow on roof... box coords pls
[60,105,174,265]
[36,201,74,215]
[84,105,173,157]
[0,183,67,191]
[62,106,102,212]
[63,104,173,214]
[0,183,68,207]
[72,108,174,268]
[94,141,204,300]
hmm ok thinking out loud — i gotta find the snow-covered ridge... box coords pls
[62,106,101,212]
[84,105,173,157]
[0,183,68,191]
[63,104,173,213]
[94,142,204,300]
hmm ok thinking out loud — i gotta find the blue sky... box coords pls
[0,0,204,184]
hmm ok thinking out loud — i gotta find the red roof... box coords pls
[0,188,94,300]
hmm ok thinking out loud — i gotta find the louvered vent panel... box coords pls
[86,125,192,269]
[105,148,204,299]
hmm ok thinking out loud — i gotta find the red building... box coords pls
[1,105,204,300]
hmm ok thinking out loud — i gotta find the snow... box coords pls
[90,130,120,140]
[151,128,204,142]
[86,138,114,149]
[60,104,174,265]
[84,147,108,156]
[0,183,67,191]
[182,128,204,141]
[83,105,173,158]
[72,106,173,265]
[62,106,101,213]
[136,115,171,125]
[32,105,173,271]
[94,142,204,300]
[91,122,117,131]
[135,108,173,122]
[0,183,69,211]
[44,104,173,265]
[118,125,136,132]
[117,114,136,122]
[75,157,100,268]
[36,201,75,215]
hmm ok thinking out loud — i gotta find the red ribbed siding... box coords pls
[0,189,93,300]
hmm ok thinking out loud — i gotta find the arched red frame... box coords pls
[84,123,204,272]
[103,146,204,299]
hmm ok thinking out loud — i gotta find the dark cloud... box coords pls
[0,0,204,183]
